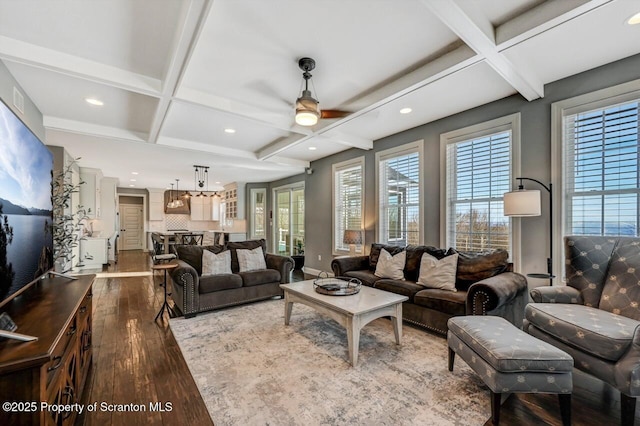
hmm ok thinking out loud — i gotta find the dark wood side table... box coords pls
[153,262,178,322]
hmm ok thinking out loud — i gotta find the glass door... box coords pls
[273,184,304,256]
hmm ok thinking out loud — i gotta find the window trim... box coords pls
[249,187,267,240]
[332,156,365,256]
[440,113,521,271]
[375,140,424,245]
[551,79,640,282]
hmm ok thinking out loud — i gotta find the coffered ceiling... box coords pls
[0,0,638,190]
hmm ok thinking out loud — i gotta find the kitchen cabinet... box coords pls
[79,167,103,218]
[148,188,165,221]
[80,237,108,268]
[224,182,245,220]
[190,195,212,221]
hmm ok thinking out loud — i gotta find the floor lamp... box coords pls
[503,177,554,285]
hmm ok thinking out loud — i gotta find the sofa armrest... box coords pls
[331,256,369,276]
[266,253,294,284]
[529,285,583,304]
[169,259,200,317]
[466,272,528,315]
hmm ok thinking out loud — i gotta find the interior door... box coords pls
[119,204,143,250]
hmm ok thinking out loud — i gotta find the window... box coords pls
[249,188,266,239]
[376,142,423,246]
[552,80,640,279]
[272,183,304,256]
[441,114,520,256]
[564,100,639,236]
[332,157,364,254]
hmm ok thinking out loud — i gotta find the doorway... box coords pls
[119,197,144,251]
[273,183,305,256]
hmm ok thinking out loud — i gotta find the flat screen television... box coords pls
[0,98,53,309]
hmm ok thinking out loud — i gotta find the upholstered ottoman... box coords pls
[447,316,573,425]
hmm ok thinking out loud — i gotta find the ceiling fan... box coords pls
[295,57,350,126]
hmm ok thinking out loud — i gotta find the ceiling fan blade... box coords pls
[320,109,351,119]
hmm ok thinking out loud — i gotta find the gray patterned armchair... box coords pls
[524,236,640,426]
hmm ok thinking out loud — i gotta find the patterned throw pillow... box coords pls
[417,253,458,292]
[202,250,232,276]
[374,248,406,280]
[237,246,267,272]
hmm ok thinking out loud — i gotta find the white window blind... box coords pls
[564,100,640,236]
[334,160,363,253]
[378,150,420,245]
[445,131,511,252]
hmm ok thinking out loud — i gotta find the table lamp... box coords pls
[343,230,363,256]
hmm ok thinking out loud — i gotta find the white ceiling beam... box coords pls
[43,116,148,143]
[158,136,309,170]
[319,132,373,150]
[420,0,544,101]
[496,0,613,50]
[147,0,213,144]
[257,134,308,160]
[0,35,161,95]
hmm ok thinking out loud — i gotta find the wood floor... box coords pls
[76,250,637,426]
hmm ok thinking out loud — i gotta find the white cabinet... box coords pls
[223,182,245,220]
[79,168,103,218]
[190,196,212,221]
[80,237,108,268]
[148,189,165,221]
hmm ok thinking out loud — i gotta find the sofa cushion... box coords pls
[598,237,640,320]
[526,303,640,362]
[202,249,232,275]
[374,248,406,280]
[239,269,281,287]
[227,239,267,273]
[448,248,509,291]
[344,270,381,287]
[404,245,448,281]
[199,273,243,293]
[369,243,404,271]
[417,253,458,292]
[237,246,267,272]
[374,279,424,302]
[174,244,224,275]
[414,288,467,316]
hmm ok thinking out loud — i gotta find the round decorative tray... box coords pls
[313,275,362,296]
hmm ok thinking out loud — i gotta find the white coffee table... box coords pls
[280,280,408,366]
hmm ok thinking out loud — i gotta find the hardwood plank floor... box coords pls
[77,250,637,425]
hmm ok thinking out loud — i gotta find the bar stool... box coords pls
[153,262,178,322]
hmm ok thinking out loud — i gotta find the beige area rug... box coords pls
[169,299,491,426]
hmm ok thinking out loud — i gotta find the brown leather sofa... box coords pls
[331,243,528,334]
[169,239,294,318]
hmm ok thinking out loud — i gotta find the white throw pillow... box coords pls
[237,246,267,272]
[202,250,232,276]
[417,253,458,292]
[374,248,406,280]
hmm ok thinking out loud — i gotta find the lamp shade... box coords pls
[343,230,363,245]
[295,90,320,126]
[503,189,541,217]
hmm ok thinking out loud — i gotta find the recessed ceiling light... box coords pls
[129,184,135,187]
[85,97,104,106]
[215,181,221,184]
[130,179,136,182]
[628,12,640,25]
[308,146,317,151]
[400,107,412,114]
[224,128,236,134]
[131,171,139,175]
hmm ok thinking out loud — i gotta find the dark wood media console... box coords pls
[0,274,94,425]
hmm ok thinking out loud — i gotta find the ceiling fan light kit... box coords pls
[295,57,320,126]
